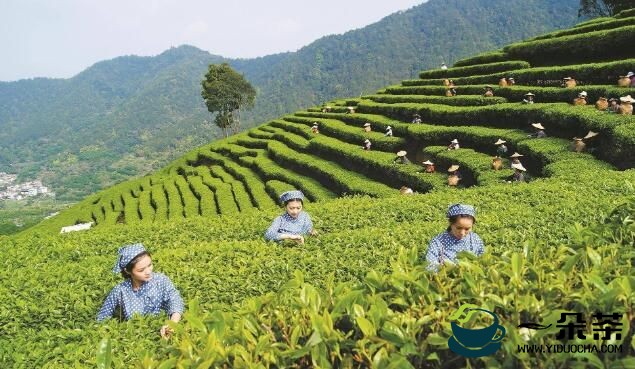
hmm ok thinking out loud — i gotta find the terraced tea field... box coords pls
[3,8,635,369]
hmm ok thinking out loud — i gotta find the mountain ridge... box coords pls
[0,0,581,203]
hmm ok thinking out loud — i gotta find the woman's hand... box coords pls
[281,234,304,244]
[160,313,182,339]
[160,325,173,339]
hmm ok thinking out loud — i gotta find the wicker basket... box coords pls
[492,158,503,170]
[448,175,459,186]
[620,103,633,115]
[595,100,608,110]
[618,77,631,87]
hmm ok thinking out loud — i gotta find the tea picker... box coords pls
[97,243,184,339]
[424,204,485,272]
[264,190,317,244]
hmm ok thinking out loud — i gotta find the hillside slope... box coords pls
[3,7,635,369]
[0,0,581,201]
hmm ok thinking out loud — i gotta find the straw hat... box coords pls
[448,165,460,172]
[510,152,524,158]
[312,122,319,126]
[413,113,421,117]
[397,150,407,157]
[578,91,588,97]
[451,139,459,144]
[531,122,545,130]
[584,130,599,139]
[326,105,332,109]
[524,92,535,96]
[423,160,434,165]
[485,85,493,89]
[563,77,572,80]
[573,137,583,141]
[620,95,635,103]
[609,98,618,102]
[364,139,370,144]
[495,139,506,145]
[363,122,371,127]
[627,72,634,78]
[508,77,515,81]
[386,125,392,130]
[511,163,527,172]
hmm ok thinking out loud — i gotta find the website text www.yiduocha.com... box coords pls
[518,344,623,354]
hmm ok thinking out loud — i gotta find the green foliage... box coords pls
[121,191,140,225]
[504,25,635,65]
[452,51,510,67]
[578,0,634,17]
[201,63,257,137]
[391,84,635,104]
[137,189,155,223]
[164,180,184,220]
[150,184,168,222]
[267,141,396,198]
[2,174,635,367]
[283,115,406,152]
[365,94,508,106]
[354,100,635,167]
[1,0,582,204]
[205,163,255,213]
[233,148,336,203]
[0,199,71,235]
[198,150,276,210]
[186,175,218,217]
[174,176,200,219]
[530,16,635,40]
[615,7,635,17]
[197,166,240,215]
[265,179,297,201]
[418,61,531,79]
[257,125,311,151]
[572,16,613,27]
[10,14,635,367]
[404,59,635,86]
[308,134,446,193]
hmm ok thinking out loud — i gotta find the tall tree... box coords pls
[201,63,256,137]
[578,0,632,17]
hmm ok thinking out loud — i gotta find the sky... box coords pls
[1,0,426,82]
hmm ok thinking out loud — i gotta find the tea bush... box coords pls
[8,13,635,368]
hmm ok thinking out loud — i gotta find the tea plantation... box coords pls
[2,10,635,369]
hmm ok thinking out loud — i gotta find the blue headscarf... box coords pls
[447,204,476,219]
[112,243,146,274]
[279,190,304,204]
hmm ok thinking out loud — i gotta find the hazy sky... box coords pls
[1,0,426,82]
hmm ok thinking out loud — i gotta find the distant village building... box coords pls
[0,172,18,187]
[0,177,53,200]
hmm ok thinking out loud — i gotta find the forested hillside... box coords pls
[0,0,580,203]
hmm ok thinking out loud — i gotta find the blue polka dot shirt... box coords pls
[425,231,485,272]
[96,272,184,322]
[264,211,313,242]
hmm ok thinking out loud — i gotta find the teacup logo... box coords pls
[448,304,506,358]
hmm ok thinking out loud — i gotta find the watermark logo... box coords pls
[516,311,625,354]
[448,304,506,358]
